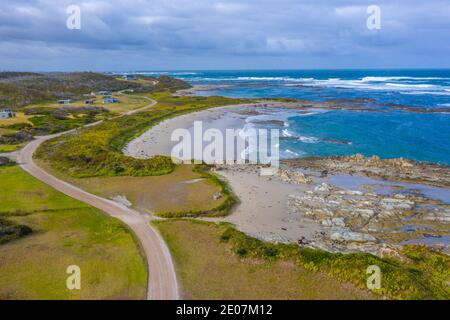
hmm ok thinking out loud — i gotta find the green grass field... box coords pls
[154,219,377,300]
[155,220,450,300]
[0,165,147,299]
[51,165,226,215]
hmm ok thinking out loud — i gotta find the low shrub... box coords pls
[219,225,450,300]
[0,217,32,245]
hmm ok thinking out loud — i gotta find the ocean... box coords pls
[123,70,450,165]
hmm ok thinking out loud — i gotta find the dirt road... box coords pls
[16,97,179,300]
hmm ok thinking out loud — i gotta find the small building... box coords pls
[0,109,15,119]
[103,97,120,104]
[58,99,72,105]
[122,74,135,81]
[97,91,112,96]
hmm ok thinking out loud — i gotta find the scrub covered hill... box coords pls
[0,72,190,108]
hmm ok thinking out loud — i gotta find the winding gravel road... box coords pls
[16,96,179,300]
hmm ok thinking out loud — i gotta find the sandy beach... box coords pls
[124,103,450,254]
[214,165,324,243]
[124,104,250,160]
[124,104,327,244]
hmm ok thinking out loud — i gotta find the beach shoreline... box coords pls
[123,101,450,256]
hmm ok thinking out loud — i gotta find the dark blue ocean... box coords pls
[126,70,450,165]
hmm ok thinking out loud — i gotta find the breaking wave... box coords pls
[282,129,320,144]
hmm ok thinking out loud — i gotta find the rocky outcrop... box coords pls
[287,179,450,251]
[284,154,450,188]
[0,156,14,166]
[111,195,132,207]
[330,227,377,243]
[0,218,32,244]
[276,169,311,184]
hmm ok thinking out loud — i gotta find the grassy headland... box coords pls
[0,72,188,108]
[35,90,246,216]
[0,73,190,150]
[35,91,249,178]
[5,73,448,300]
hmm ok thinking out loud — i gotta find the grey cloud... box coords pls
[0,0,449,70]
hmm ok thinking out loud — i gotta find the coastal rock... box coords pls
[378,245,406,262]
[321,218,346,227]
[337,190,363,196]
[423,208,450,222]
[380,198,415,211]
[112,195,132,207]
[0,156,13,166]
[353,209,376,219]
[283,154,450,188]
[330,227,377,243]
[276,169,310,184]
[314,183,332,192]
[253,233,290,244]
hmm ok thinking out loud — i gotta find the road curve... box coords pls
[17,97,179,300]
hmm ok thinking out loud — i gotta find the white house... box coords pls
[0,109,15,119]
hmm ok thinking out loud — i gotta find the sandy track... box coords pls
[16,97,179,300]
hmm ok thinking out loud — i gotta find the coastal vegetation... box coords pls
[3,73,448,301]
[41,164,229,216]
[220,224,450,300]
[0,164,147,299]
[34,90,247,217]
[35,92,248,178]
[0,143,23,153]
[155,164,237,218]
[0,73,191,151]
[154,219,377,299]
[0,72,188,108]
[155,219,450,300]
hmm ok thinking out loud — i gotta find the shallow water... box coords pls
[400,235,450,246]
[327,174,450,204]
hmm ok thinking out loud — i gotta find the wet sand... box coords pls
[124,105,326,244]
[216,167,324,243]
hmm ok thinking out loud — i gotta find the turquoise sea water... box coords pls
[117,70,450,165]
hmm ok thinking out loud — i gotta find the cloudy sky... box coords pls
[1,0,449,71]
